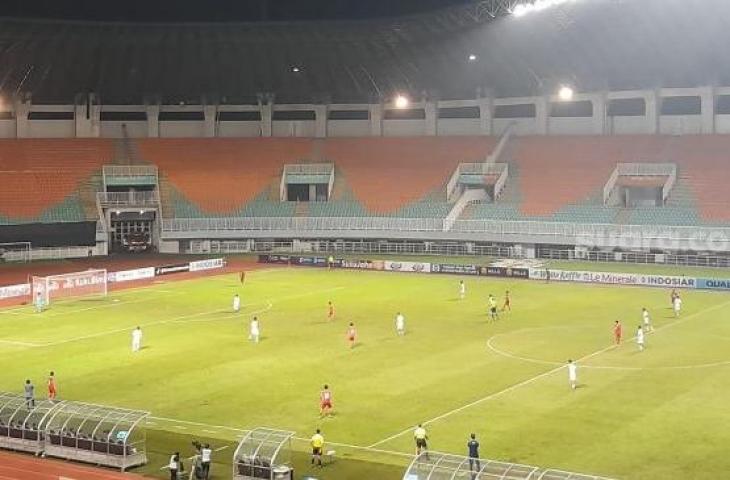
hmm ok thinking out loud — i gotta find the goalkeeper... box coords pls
[35,291,45,313]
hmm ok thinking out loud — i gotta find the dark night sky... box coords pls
[0,0,471,23]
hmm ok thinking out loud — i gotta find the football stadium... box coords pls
[1,1,730,479]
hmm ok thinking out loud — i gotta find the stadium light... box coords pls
[558,85,574,101]
[394,94,410,109]
[468,53,478,62]
[291,66,301,73]
[513,0,579,17]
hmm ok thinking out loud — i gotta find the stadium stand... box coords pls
[0,139,111,224]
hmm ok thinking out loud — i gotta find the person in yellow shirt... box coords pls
[310,429,325,467]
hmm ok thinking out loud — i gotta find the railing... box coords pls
[662,166,677,204]
[283,163,334,175]
[447,162,508,201]
[96,191,160,207]
[603,166,620,204]
[102,165,158,177]
[2,246,94,262]
[494,163,509,199]
[162,216,445,232]
[443,188,486,231]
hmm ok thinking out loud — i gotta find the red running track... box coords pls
[0,451,150,480]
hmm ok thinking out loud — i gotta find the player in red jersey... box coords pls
[502,290,511,312]
[47,371,57,401]
[327,301,335,321]
[346,322,357,349]
[319,384,333,417]
[613,320,622,345]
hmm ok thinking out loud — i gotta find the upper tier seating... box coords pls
[0,139,111,223]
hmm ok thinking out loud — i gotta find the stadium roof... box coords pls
[0,0,728,105]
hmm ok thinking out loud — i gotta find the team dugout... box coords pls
[233,427,294,480]
[0,392,58,455]
[42,401,149,471]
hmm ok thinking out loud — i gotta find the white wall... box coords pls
[382,120,425,136]
[217,122,262,137]
[436,119,481,136]
[548,117,597,135]
[493,118,537,136]
[272,120,316,137]
[714,115,730,134]
[0,120,16,138]
[658,115,702,135]
[26,120,75,138]
[159,121,206,138]
[100,121,148,138]
[608,117,655,135]
[327,120,371,137]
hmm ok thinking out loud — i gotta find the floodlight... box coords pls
[558,86,574,101]
[394,94,410,109]
[468,54,478,62]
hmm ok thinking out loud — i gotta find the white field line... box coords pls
[368,299,730,449]
[0,339,43,347]
[12,285,344,348]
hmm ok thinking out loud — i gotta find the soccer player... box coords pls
[320,384,333,417]
[35,291,44,313]
[670,288,678,308]
[310,429,325,467]
[414,424,428,456]
[642,307,652,332]
[395,312,405,336]
[233,294,241,313]
[488,295,498,321]
[673,295,682,318]
[613,320,622,345]
[346,322,357,349]
[47,371,57,401]
[467,433,481,474]
[327,301,335,321]
[567,359,577,390]
[24,379,35,409]
[636,325,645,351]
[502,290,511,312]
[459,280,466,300]
[239,271,246,285]
[249,316,260,343]
[131,326,142,353]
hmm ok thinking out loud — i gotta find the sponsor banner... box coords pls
[697,278,730,291]
[292,256,328,267]
[481,266,530,279]
[258,254,272,263]
[431,263,480,275]
[107,267,155,283]
[340,259,384,270]
[155,263,190,276]
[265,255,292,265]
[529,269,696,289]
[0,283,31,300]
[384,261,431,274]
[189,258,225,272]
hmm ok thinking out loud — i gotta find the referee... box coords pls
[413,424,428,457]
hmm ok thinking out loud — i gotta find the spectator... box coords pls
[24,379,35,409]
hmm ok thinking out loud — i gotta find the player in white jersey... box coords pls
[642,307,652,332]
[567,359,577,390]
[459,280,466,300]
[395,312,406,336]
[232,294,241,313]
[249,316,260,343]
[131,326,143,352]
[673,296,682,317]
[35,291,45,313]
[636,325,645,351]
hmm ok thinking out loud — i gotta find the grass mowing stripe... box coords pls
[368,298,730,449]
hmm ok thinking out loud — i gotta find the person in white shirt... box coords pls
[395,312,405,336]
[232,294,241,313]
[459,280,466,300]
[636,325,645,351]
[673,296,682,317]
[131,326,142,352]
[200,443,212,480]
[567,359,577,390]
[642,307,652,332]
[249,316,260,343]
[168,452,183,480]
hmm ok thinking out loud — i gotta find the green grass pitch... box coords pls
[1,265,730,479]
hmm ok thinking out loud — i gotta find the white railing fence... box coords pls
[604,163,677,205]
[162,216,444,232]
[443,188,487,232]
[96,191,160,206]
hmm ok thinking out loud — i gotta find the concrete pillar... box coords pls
[203,104,217,137]
[646,90,659,134]
[478,97,493,135]
[146,104,160,137]
[424,101,437,136]
[535,96,549,135]
[309,184,317,200]
[314,105,328,138]
[74,95,100,137]
[369,104,383,136]
[260,101,273,137]
[591,92,607,135]
[14,100,30,138]
[699,86,715,134]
